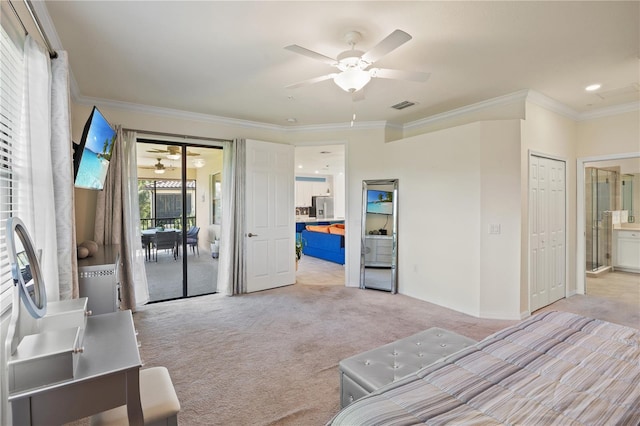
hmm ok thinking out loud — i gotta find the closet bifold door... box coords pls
[529,155,566,312]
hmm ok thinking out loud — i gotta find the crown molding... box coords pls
[75,93,389,134]
[577,101,640,121]
[75,94,286,132]
[525,90,580,120]
[404,89,530,130]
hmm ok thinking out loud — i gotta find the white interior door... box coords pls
[245,139,295,292]
[530,155,566,311]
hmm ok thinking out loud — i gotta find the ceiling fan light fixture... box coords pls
[166,153,181,160]
[154,167,165,174]
[192,158,205,168]
[334,68,371,93]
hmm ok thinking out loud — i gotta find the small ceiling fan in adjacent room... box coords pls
[285,29,430,98]
[138,158,172,175]
[146,146,201,160]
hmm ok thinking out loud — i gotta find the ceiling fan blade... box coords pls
[361,30,412,64]
[370,68,430,82]
[285,45,337,66]
[285,73,336,89]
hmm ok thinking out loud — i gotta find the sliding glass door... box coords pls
[137,140,223,302]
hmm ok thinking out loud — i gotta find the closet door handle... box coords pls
[248,233,258,237]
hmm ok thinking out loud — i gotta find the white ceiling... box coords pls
[39,1,639,130]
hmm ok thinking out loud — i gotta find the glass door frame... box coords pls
[138,138,223,301]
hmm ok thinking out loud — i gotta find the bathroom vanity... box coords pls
[613,226,640,273]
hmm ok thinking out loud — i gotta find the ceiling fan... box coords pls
[146,146,201,160]
[285,29,430,96]
[138,158,172,174]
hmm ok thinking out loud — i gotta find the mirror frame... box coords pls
[7,217,47,318]
[360,179,398,294]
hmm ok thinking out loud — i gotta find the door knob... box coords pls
[248,233,258,237]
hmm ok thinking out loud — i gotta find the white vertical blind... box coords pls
[0,24,25,313]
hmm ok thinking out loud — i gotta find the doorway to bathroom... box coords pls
[585,167,617,274]
[577,154,640,300]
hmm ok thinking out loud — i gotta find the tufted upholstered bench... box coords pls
[90,366,180,426]
[339,327,476,408]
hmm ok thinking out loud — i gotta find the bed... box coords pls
[329,311,640,425]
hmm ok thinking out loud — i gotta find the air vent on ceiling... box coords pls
[594,83,639,100]
[391,100,416,110]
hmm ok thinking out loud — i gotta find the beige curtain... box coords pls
[94,127,135,310]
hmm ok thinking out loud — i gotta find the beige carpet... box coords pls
[66,281,638,426]
[134,285,517,426]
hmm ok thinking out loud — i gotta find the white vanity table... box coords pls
[4,218,143,426]
[8,310,143,426]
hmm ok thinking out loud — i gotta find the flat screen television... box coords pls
[366,189,393,215]
[73,107,117,190]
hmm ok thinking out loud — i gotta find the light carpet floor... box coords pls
[66,280,638,426]
[134,285,517,426]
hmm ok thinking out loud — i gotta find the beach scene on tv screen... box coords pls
[367,190,393,215]
[76,115,116,190]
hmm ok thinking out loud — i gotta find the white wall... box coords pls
[520,102,577,314]
[577,111,640,158]
[479,121,522,319]
[348,119,523,318]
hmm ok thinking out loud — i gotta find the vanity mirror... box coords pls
[360,179,398,293]
[7,216,47,318]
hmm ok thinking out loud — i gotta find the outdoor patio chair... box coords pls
[186,226,200,256]
[153,230,178,261]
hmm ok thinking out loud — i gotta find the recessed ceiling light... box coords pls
[298,165,303,169]
[286,118,297,123]
[585,83,601,92]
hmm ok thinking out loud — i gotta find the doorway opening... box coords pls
[294,144,346,286]
[137,140,224,302]
[579,155,640,303]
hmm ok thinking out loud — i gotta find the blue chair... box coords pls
[186,226,200,256]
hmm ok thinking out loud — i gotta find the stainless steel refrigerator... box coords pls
[311,196,334,219]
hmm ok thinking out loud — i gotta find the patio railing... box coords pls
[140,216,196,231]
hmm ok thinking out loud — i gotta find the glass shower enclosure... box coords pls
[585,167,617,272]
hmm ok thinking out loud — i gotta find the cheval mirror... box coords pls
[360,179,398,293]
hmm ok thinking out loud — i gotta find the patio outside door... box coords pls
[137,141,224,302]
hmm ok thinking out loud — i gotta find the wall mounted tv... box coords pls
[366,190,393,215]
[73,107,117,190]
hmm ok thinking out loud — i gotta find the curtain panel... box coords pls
[121,130,149,306]
[22,36,60,301]
[94,127,149,309]
[218,138,246,295]
[50,50,78,300]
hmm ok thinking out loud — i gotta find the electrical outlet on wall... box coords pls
[489,224,501,235]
